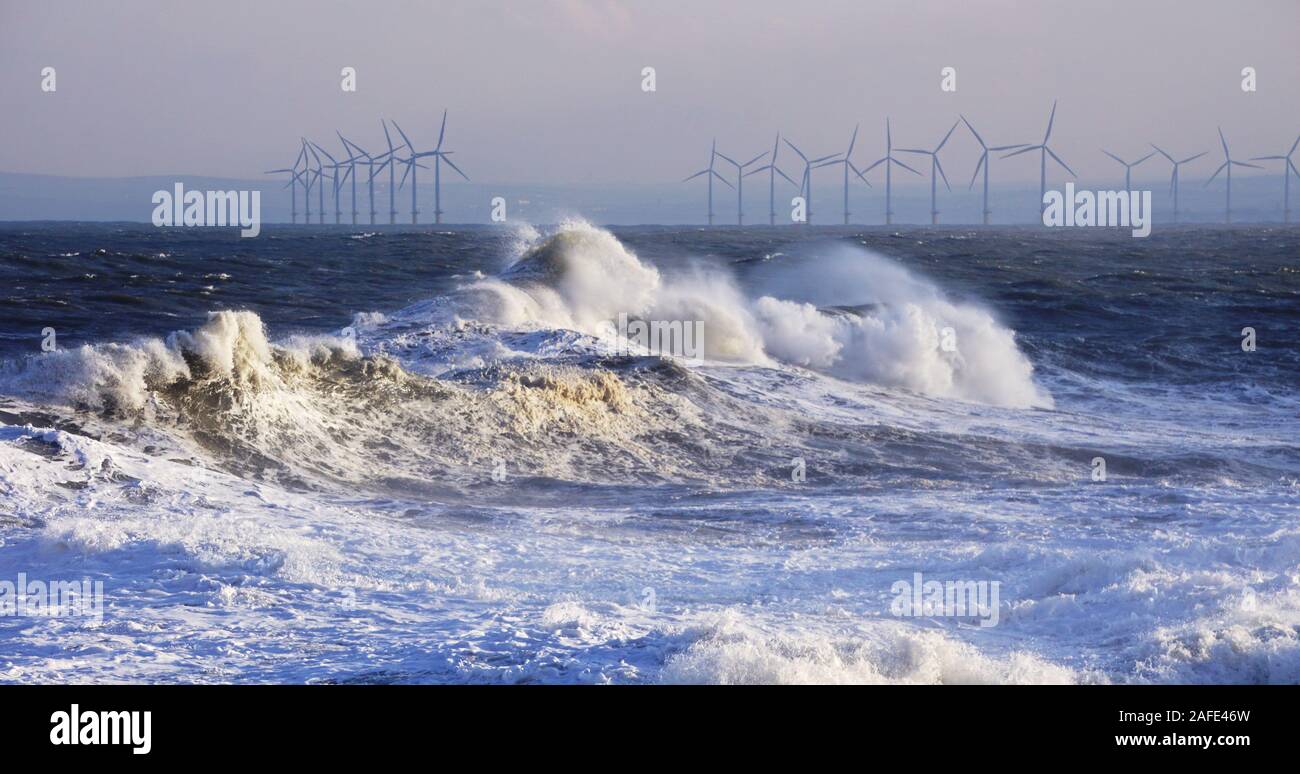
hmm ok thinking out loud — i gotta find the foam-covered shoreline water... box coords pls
[1,222,1297,683]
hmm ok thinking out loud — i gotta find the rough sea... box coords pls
[1,221,1297,683]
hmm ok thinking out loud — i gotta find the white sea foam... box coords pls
[460,220,1051,408]
[1,223,1294,685]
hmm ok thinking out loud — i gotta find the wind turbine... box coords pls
[339,133,377,225]
[432,112,468,224]
[683,139,732,225]
[713,147,767,225]
[1250,133,1300,223]
[899,120,960,225]
[304,139,326,225]
[783,138,840,225]
[1101,149,1156,192]
[817,125,873,225]
[334,132,368,225]
[311,141,345,224]
[390,115,467,225]
[264,144,306,224]
[393,112,469,225]
[744,133,799,226]
[1205,127,1261,224]
[861,118,921,225]
[370,120,401,225]
[1149,144,1206,223]
[961,116,1025,225]
[1002,101,1075,220]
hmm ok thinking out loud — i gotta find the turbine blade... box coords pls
[988,144,1026,151]
[1150,143,1174,162]
[891,157,922,176]
[847,124,859,156]
[1102,149,1124,165]
[935,120,959,152]
[1205,161,1227,184]
[862,158,886,174]
[1134,152,1156,166]
[1047,147,1075,176]
[391,120,415,152]
[775,167,799,187]
[1001,145,1039,159]
[312,141,337,164]
[1180,152,1207,164]
[742,152,767,168]
[436,110,448,151]
[1044,100,1057,142]
[851,162,873,187]
[934,157,951,191]
[968,153,986,190]
[712,170,735,189]
[1251,155,1286,161]
[1231,160,1262,169]
[441,154,470,181]
[783,139,807,162]
[896,148,928,155]
[961,115,986,149]
[683,169,709,182]
[1218,127,1229,158]
[382,120,395,153]
[714,151,739,167]
[810,153,841,165]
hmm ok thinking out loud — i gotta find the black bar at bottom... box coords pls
[0,685,1287,761]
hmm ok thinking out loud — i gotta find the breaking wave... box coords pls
[459,220,1052,408]
[0,221,1051,494]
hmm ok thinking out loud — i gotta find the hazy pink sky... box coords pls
[1,0,1296,184]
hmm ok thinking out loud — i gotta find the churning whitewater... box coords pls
[1,222,1297,683]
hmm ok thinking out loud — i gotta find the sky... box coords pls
[0,0,1297,188]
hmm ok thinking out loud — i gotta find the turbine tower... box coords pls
[683,139,732,226]
[743,133,799,226]
[899,120,960,225]
[817,125,873,225]
[1149,144,1206,223]
[335,132,367,225]
[371,121,401,225]
[1002,101,1075,220]
[264,144,306,224]
[713,147,767,225]
[783,138,840,225]
[339,134,377,225]
[304,139,326,225]
[311,141,345,224]
[300,141,317,224]
[961,115,1025,225]
[1250,133,1300,223]
[1101,149,1156,192]
[389,122,422,224]
[1205,127,1261,224]
[861,118,921,225]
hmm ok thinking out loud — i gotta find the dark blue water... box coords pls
[2,223,1297,392]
